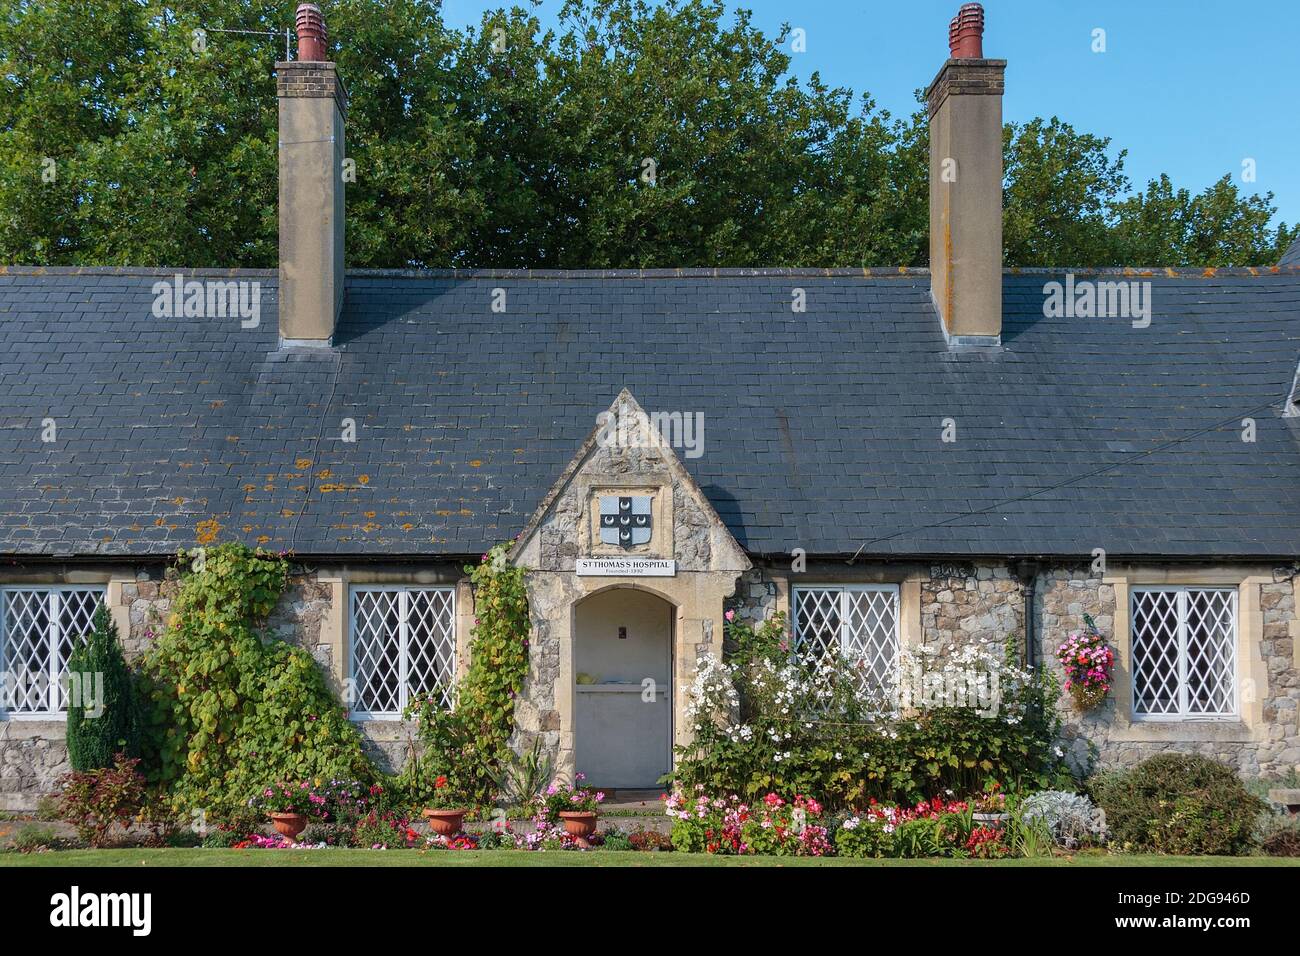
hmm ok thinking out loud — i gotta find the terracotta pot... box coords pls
[269,812,308,842]
[559,811,598,841]
[423,808,469,837]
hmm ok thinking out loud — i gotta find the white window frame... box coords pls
[791,584,901,689]
[1130,585,1238,722]
[348,585,456,721]
[0,586,106,719]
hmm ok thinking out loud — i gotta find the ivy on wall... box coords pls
[406,543,530,807]
[138,543,373,817]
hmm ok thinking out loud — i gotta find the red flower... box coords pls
[435,775,448,789]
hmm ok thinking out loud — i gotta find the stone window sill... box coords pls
[1108,719,1259,744]
[0,718,67,739]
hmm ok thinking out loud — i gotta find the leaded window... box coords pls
[349,587,456,719]
[1131,587,1237,719]
[0,588,104,716]
[792,585,900,691]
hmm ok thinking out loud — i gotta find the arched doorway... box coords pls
[573,587,674,789]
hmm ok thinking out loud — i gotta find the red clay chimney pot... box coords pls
[296,3,328,61]
[948,2,984,59]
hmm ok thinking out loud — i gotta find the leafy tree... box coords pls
[1002,117,1130,267]
[65,602,140,771]
[0,0,1292,269]
[1111,174,1299,266]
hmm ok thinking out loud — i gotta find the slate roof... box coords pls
[1282,236,1300,267]
[1,266,1299,560]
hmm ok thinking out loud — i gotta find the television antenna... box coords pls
[196,25,295,61]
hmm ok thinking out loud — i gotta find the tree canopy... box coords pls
[1,0,1293,268]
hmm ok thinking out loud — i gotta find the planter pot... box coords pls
[269,812,308,842]
[423,808,469,838]
[971,812,1011,830]
[558,811,599,846]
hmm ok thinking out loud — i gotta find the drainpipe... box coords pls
[1016,560,1039,668]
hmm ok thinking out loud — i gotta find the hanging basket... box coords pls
[1070,683,1108,710]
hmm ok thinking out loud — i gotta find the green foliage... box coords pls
[674,616,1070,808]
[1257,813,1300,857]
[65,601,139,771]
[6,826,62,853]
[1089,754,1265,856]
[352,810,417,849]
[406,543,530,807]
[1,0,1288,269]
[56,753,147,848]
[199,828,244,849]
[138,543,374,819]
[485,736,555,806]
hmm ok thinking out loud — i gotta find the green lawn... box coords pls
[3,848,1297,867]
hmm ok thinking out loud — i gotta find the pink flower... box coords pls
[725,609,735,622]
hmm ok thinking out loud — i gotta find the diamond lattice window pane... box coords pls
[1,588,102,714]
[1132,590,1181,716]
[1185,589,1235,716]
[795,587,900,693]
[406,589,456,709]
[351,590,403,715]
[53,590,101,710]
[2,590,52,713]
[794,589,842,661]
[843,589,899,692]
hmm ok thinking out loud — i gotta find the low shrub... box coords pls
[1089,754,1265,855]
[628,828,673,851]
[6,825,62,853]
[1019,789,1106,848]
[599,828,633,851]
[65,602,140,771]
[1258,814,1300,857]
[201,828,245,849]
[352,810,418,849]
[56,753,148,847]
[302,822,354,847]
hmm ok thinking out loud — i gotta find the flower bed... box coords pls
[666,786,1074,859]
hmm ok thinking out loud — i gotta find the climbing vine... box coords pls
[406,542,530,807]
[139,543,373,818]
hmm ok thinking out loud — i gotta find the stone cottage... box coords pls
[1,4,1298,809]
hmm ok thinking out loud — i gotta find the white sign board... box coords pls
[575,558,676,577]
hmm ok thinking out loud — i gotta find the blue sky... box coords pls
[439,0,1298,230]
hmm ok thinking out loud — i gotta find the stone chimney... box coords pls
[927,3,1005,344]
[276,3,346,344]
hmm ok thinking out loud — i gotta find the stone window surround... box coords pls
[348,585,459,719]
[0,569,128,730]
[327,569,475,723]
[1103,566,1270,744]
